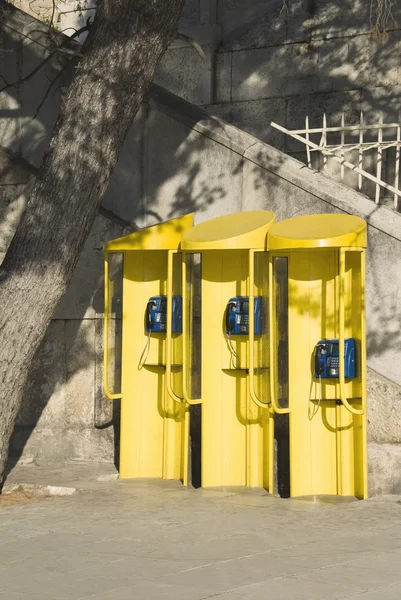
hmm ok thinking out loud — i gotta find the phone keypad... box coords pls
[329,357,339,368]
[239,314,249,334]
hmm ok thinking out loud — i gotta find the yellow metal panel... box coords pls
[277,245,367,498]
[120,251,164,478]
[183,211,277,490]
[248,250,274,490]
[339,249,367,498]
[268,214,367,250]
[287,250,338,497]
[106,213,194,251]
[181,211,275,251]
[119,250,185,480]
[105,214,194,482]
[201,250,247,487]
[200,249,273,489]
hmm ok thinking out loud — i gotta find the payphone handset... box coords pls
[225,296,263,370]
[145,295,182,334]
[313,338,356,379]
[139,296,182,369]
[309,338,356,420]
[225,296,263,336]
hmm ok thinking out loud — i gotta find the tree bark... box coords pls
[0,0,185,484]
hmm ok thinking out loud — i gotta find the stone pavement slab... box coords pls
[1,463,401,599]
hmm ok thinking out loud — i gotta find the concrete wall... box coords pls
[11,212,125,466]
[2,3,401,494]
[156,0,401,203]
[0,146,33,264]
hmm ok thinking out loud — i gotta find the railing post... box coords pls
[305,115,311,168]
[322,112,327,170]
[358,111,364,190]
[341,112,345,180]
[395,120,400,210]
[270,120,401,205]
[376,112,383,204]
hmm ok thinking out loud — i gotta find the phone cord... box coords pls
[138,329,151,370]
[308,374,322,420]
[227,332,240,369]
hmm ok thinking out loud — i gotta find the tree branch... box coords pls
[53,46,83,57]
[31,59,71,120]
[0,20,91,94]
[176,32,205,59]
[48,0,56,37]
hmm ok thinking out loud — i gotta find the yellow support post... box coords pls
[181,255,202,406]
[268,255,290,416]
[166,250,184,406]
[339,248,365,416]
[248,249,271,410]
[103,253,122,400]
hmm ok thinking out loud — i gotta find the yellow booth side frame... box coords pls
[181,211,276,490]
[104,214,194,482]
[267,214,368,499]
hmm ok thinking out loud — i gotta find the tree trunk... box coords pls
[0,0,185,484]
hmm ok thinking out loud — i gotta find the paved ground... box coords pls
[1,463,401,599]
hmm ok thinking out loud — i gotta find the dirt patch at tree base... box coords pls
[0,490,54,510]
[0,489,53,508]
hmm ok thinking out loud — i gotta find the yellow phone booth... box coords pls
[104,210,367,498]
[104,214,194,481]
[180,211,276,490]
[267,214,368,499]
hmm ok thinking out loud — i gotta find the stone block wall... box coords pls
[8,211,128,466]
[0,146,33,263]
[156,0,401,202]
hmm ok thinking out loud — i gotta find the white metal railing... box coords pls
[271,113,401,210]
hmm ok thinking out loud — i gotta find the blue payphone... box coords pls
[139,296,182,369]
[313,338,356,379]
[145,296,182,334]
[225,296,263,335]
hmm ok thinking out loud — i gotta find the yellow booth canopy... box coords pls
[181,210,276,251]
[105,213,194,251]
[268,214,367,250]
